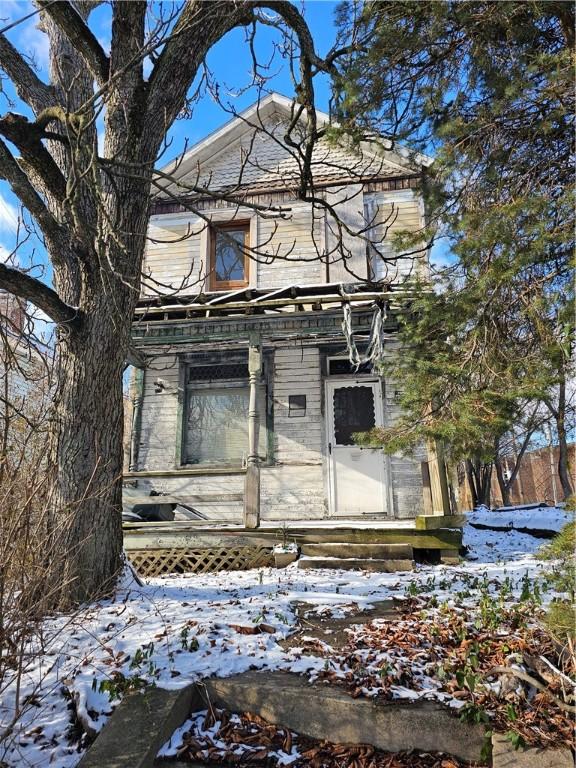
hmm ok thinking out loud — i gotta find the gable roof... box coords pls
[158,92,430,196]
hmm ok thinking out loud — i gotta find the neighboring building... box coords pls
[125,94,453,531]
[458,444,576,510]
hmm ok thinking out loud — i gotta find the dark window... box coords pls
[209,221,250,290]
[187,363,249,382]
[289,394,306,417]
[328,358,373,376]
[332,385,376,445]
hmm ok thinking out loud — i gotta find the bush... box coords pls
[538,522,575,642]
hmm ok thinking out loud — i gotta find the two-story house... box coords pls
[124,93,457,571]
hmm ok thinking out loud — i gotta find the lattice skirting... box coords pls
[126,546,274,577]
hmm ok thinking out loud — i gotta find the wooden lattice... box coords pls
[126,546,274,577]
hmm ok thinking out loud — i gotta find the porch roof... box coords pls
[134,281,421,323]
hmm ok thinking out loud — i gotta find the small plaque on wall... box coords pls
[288,394,306,417]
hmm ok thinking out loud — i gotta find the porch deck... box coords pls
[123,515,464,577]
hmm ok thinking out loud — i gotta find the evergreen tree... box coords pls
[336,1,575,497]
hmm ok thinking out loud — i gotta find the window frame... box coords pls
[177,352,273,469]
[208,220,250,291]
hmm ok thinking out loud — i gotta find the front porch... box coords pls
[125,282,459,576]
[123,516,464,578]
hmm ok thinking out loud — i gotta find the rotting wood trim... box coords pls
[149,175,421,216]
[124,467,247,478]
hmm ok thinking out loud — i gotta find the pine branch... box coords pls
[0,34,55,114]
[0,263,78,325]
[36,0,109,85]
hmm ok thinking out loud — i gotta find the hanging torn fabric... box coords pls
[341,301,388,370]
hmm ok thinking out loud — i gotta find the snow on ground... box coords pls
[468,503,572,533]
[0,508,571,768]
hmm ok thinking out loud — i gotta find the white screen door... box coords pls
[325,379,387,516]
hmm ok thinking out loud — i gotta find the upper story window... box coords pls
[209,220,250,291]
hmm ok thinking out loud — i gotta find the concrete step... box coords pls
[298,557,413,572]
[202,672,486,764]
[301,542,413,559]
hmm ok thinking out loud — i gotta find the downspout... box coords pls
[129,367,144,473]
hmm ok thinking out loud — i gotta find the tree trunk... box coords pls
[555,377,574,500]
[494,457,511,507]
[466,457,493,508]
[478,462,492,507]
[465,459,479,507]
[48,308,128,607]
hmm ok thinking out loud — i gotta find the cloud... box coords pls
[0,194,19,234]
[0,243,13,262]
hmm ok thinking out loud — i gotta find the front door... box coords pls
[325,379,387,516]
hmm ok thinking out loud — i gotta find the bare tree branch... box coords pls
[36,0,109,86]
[0,112,67,202]
[0,34,55,114]
[145,1,253,141]
[0,137,62,243]
[0,263,78,325]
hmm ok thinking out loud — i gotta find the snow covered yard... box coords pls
[1,508,573,768]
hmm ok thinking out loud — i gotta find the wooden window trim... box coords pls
[209,220,250,291]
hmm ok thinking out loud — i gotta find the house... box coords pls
[124,94,460,573]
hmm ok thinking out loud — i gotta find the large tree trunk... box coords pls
[48,308,129,606]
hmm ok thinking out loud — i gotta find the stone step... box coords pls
[78,685,200,768]
[301,542,413,559]
[298,557,413,572]
[202,672,486,764]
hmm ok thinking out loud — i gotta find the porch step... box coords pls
[298,557,413,572]
[301,542,412,560]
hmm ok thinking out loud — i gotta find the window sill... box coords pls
[125,466,247,478]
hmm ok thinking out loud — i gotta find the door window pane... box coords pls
[333,386,376,445]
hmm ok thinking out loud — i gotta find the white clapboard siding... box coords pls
[256,205,324,287]
[273,346,323,464]
[142,221,206,296]
[365,191,427,283]
[380,361,425,518]
[137,355,180,470]
[261,465,326,520]
[324,184,367,282]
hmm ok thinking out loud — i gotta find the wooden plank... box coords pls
[420,461,434,516]
[243,463,260,528]
[415,514,466,530]
[426,440,451,515]
[123,525,463,551]
[124,468,247,478]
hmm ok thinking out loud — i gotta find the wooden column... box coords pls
[244,335,261,528]
[425,439,451,515]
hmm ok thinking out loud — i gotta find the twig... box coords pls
[486,666,576,714]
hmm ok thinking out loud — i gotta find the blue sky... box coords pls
[0,1,341,269]
[0,1,452,278]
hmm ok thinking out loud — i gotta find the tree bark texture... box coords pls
[0,0,270,606]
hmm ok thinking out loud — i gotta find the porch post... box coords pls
[244,334,261,528]
[426,439,451,515]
